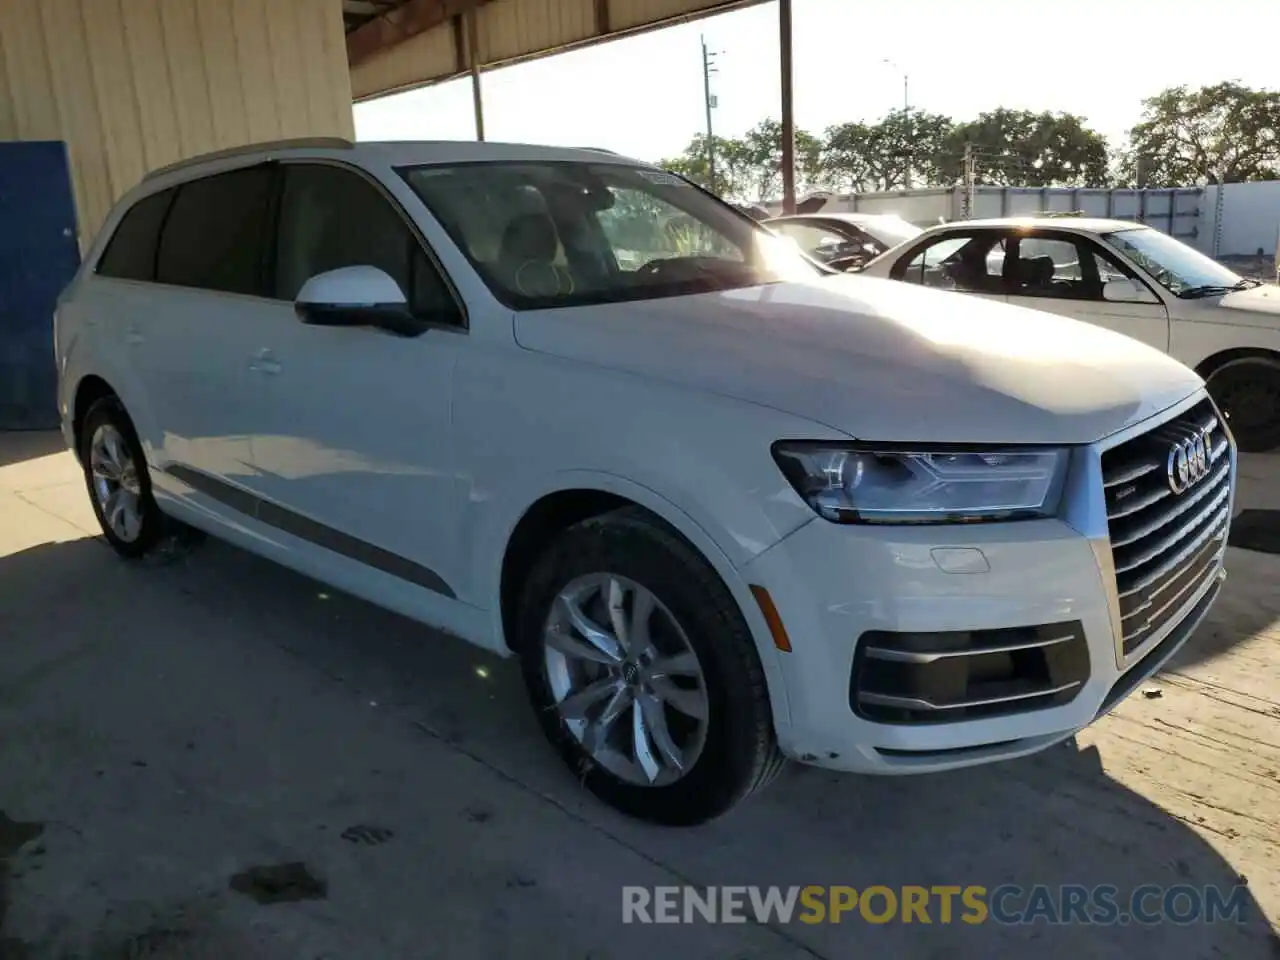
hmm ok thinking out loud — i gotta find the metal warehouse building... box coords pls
[0,0,784,246]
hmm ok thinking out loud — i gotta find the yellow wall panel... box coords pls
[0,0,61,139]
[195,0,251,149]
[231,0,283,144]
[83,0,148,201]
[119,0,183,172]
[159,0,218,159]
[478,0,595,64]
[40,0,112,247]
[0,0,355,247]
[0,11,17,138]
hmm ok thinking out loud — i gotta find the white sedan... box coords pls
[860,217,1280,451]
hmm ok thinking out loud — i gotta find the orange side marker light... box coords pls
[749,584,793,653]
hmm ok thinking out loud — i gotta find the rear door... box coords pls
[888,229,1011,306]
[116,163,277,491]
[1003,230,1169,352]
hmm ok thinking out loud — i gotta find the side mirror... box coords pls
[1102,278,1159,305]
[294,266,426,337]
[828,254,869,272]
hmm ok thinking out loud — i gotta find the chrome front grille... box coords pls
[1102,399,1232,659]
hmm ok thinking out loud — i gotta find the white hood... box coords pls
[1212,284,1280,326]
[513,275,1204,444]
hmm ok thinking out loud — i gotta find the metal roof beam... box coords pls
[346,0,490,67]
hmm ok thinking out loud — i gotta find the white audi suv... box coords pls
[54,138,1235,824]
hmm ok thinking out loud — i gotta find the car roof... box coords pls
[142,138,650,186]
[766,212,910,226]
[923,216,1145,235]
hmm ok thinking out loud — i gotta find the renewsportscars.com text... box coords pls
[622,884,1250,926]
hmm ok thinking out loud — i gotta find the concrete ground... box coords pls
[1,431,1277,959]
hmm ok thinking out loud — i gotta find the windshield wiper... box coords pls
[1179,278,1262,298]
[1178,284,1238,299]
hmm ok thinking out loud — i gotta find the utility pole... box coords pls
[961,142,976,219]
[701,36,718,192]
[779,0,796,214]
[467,9,485,141]
[883,58,911,189]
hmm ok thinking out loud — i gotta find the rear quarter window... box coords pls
[96,188,175,282]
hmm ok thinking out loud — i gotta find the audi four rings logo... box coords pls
[1167,424,1216,494]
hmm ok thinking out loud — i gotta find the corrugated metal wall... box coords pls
[0,0,355,248]
[351,0,760,101]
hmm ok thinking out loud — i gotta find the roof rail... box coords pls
[144,137,355,181]
[580,147,621,155]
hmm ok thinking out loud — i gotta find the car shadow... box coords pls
[0,430,65,470]
[2,533,1275,958]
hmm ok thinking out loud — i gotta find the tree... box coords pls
[658,133,753,198]
[941,108,1110,187]
[822,109,954,191]
[1122,82,1280,186]
[659,122,824,201]
[737,119,824,199]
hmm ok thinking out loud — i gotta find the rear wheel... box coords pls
[79,397,202,559]
[516,507,785,825]
[1205,356,1280,453]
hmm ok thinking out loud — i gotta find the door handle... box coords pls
[249,348,281,375]
[125,324,144,345]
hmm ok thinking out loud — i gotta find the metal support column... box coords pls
[467,9,485,141]
[778,0,796,214]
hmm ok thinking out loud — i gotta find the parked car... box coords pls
[860,216,1280,451]
[57,140,1234,825]
[764,212,923,271]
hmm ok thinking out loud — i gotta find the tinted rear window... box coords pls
[96,188,175,281]
[156,165,275,296]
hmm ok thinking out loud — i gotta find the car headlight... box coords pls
[771,442,1069,524]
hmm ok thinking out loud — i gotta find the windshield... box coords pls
[860,216,923,250]
[1101,227,1244,297]
[398,161,819,309]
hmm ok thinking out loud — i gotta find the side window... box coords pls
[275,164,458,320]
[897,234,1005,294]
[156,166,274,295]
[96,188,175,282]
[1008,237,1095,300]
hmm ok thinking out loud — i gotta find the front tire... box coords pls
[1206,356,1280,453]
[516,508,785,825]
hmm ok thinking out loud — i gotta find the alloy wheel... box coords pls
[89,423,145,543]
[542,573,709,787]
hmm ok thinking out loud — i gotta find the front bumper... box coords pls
[741,390,1235,774]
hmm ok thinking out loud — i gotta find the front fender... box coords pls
[476,468,797,736]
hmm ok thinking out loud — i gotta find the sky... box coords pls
[354,0,1278,164]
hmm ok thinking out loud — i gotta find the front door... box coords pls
[0,141,80,429]
[246,162,467,598]
[1002,232,1170,353]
